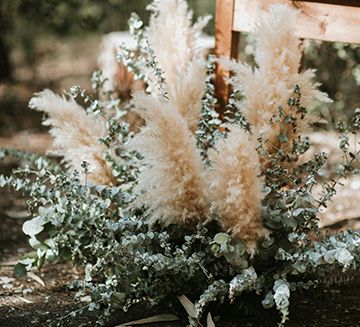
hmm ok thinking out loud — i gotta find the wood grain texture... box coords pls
[301,0,360,6]
[233,0,360,44]
[214,0,239,112]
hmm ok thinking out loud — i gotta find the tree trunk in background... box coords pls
[0,37,11,80]
[0,0,12,81]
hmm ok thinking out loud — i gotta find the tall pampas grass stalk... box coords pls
[146,0,210,132]
[128,91,209,225]
[29,90,114,185]
[223,5,331,160]
[208,126,269,253]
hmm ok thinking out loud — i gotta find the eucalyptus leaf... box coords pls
[14,263,27,278]
[22,217,46,236]
[213,233,230,245]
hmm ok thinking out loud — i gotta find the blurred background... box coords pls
[0,0,359,141]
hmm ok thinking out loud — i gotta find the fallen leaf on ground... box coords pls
[5,210,29,219]
[16,296,34,304]
[178,295,198,319]
[207,312,215,327]
[28,272,45,287]
[116,313,179,326]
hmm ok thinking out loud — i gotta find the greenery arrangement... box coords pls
[1,1,360,326]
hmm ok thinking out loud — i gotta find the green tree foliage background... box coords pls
[0,0,214,80]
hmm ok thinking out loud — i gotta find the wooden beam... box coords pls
[233,0,360,44]
[214,0,239,113]
[301,0,360,6]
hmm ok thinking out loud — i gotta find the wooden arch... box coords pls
[214,0,360,111]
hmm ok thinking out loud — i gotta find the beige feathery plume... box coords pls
[169,58,207,133]
[128,91,209,225]
[146,0,210,132]
[29,90,114,185]
[208,126,269,254]
[223,5,331,158]
[146,0,210,87]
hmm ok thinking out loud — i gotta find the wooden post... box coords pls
[214,0,239,113]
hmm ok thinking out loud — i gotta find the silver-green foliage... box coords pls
[2,15,360,327]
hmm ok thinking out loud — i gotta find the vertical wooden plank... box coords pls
[214,0,239,113]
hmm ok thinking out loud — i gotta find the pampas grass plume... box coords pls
[128,91,209,225]
[223,5,331,158]
[29,90,114,185]
[146,0,210,132]
[208,126,269,253]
